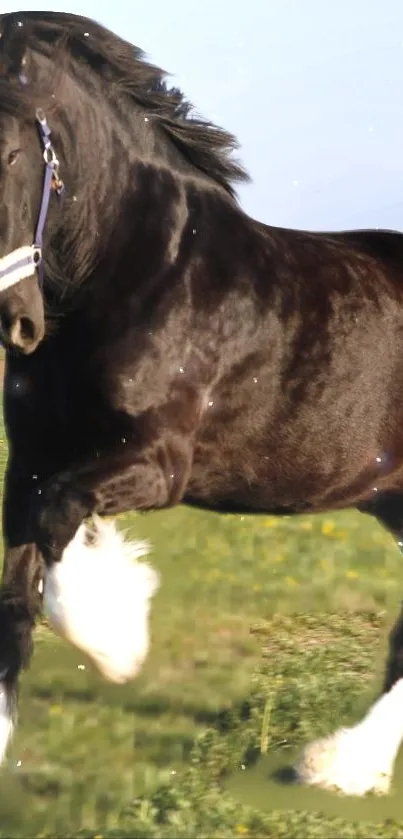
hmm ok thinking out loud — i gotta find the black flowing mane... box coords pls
[0,10,249,198]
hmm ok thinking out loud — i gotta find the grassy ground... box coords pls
[1,394,403,834]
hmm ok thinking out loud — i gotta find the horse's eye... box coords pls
[7,149,21,167]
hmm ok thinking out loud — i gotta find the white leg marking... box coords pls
[295,678,403,795]
[43,516,160,684]
[0,683,14,765]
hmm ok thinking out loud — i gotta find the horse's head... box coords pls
[0,108,47,354]
[0,18,66,355]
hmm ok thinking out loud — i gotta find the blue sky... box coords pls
[4,1,403,231]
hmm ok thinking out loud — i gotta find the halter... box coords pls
[0,108,64,293]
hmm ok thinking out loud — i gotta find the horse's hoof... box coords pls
[0,683,14,766]
[294,727,391,796]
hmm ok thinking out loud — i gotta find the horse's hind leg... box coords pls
[294,492,403,796]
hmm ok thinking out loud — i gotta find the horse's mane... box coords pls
[0,10,250,198]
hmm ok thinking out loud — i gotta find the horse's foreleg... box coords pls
[295,495,403,796]
[30,427,190,683]
[0,456,46,763]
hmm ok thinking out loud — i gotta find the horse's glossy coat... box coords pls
[0,10,403,793]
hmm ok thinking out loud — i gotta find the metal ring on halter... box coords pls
[35,108,47,126]
[43,146,59,167]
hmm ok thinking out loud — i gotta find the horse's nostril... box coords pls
[0,308,44,353]
[0,314,42,353]
[19,316,36,343]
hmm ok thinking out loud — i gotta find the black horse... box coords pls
[0,9,403,796]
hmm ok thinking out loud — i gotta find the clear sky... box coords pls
[3,0,403,232]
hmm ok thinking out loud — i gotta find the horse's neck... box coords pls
[53,89,253,297]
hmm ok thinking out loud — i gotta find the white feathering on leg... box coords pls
[295,678,403,795]
[43,516,160,683]
[0,684,14,765]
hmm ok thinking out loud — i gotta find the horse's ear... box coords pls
[0,17,29,78]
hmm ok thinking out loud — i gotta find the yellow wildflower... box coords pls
[49,704,63,716]
[263,518,278,528]
[346,569,359,580]
[322,520,335,535]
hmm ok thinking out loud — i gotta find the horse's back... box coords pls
[318,227,403,269]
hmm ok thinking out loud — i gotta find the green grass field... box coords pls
[2,392,403,836]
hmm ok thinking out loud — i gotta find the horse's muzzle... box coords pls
[0,311,44,354]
